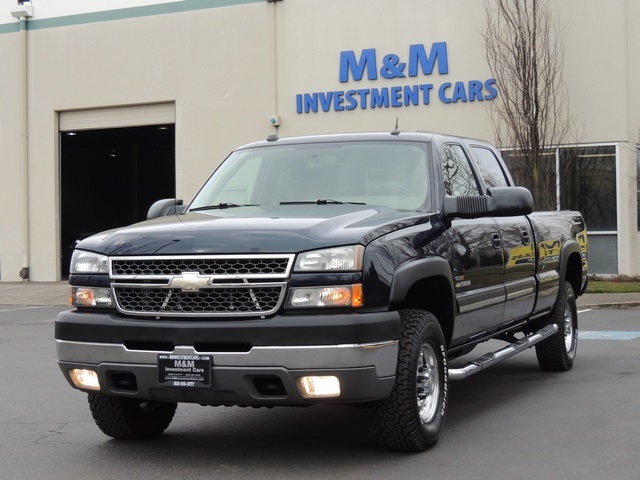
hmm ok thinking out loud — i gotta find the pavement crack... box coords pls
[34,422,71,445]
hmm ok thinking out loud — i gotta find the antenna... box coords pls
[391,117,400,136]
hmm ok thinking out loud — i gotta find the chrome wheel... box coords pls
[416,342,440,424]
[563,302,575,354]
[372,309,448,451]
[535,281,578,372]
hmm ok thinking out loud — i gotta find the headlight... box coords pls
[295,245,364,272]
[70,250,109,274]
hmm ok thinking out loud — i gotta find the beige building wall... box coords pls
[0,0,638,280]
[0,25,30,281]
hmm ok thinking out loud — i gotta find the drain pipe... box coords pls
[11,3,33,280]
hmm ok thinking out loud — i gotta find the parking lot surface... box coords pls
[0,304,638,480]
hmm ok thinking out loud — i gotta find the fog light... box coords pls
[69,369,101,390]
[296,376,340,398]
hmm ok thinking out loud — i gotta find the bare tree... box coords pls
[481,0,576,211]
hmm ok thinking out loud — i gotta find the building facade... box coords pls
[1,0,638,281]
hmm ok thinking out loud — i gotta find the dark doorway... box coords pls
[60,124,175,277]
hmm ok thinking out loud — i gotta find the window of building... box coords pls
[560,145,617,274]
[559,146,617,231]
[501,149,557,211]
[502,143,618,274]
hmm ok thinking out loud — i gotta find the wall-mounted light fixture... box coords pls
[11,1,33,18]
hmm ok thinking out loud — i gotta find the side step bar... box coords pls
[449,324,558,381]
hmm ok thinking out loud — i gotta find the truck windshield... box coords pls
[189,141,431,212]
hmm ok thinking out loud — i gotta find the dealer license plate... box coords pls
[158,354,212,388]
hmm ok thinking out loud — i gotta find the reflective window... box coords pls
[501,143,618,274]
[559,146,616,231]
[587,234,618,274]
[501,149,556,211]
[441,144,480,196]
[470,146,509,190]
[190,141,431,212]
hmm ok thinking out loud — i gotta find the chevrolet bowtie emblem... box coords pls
[168,272,213,291]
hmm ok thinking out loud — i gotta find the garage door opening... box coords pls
[60,124,175,277]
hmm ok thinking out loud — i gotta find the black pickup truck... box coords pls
[55,132,588,452]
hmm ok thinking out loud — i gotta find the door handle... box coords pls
[521,230,531,246]
[491,232,501,249]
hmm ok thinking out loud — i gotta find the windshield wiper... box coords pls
[279,199,367,205]
[189,203,258,212]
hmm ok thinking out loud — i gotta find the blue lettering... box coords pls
[438,82,452,104]
[339,49,377,82]
[408,42,449,77]
[468,80,483,101]
[451,81,467,103]
[419,84,433,104]
[333,91,345,111]
[345,90,358,110]
[319,92,332,112]
[371,88,390,108]
[357,89,370,109]
[403,85,419,106]
[380,54,406,80]
[296,94,302,114]
[391,86,402,107]
[484,78,498,100]
[303,93,318,113]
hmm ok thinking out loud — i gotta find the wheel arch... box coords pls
[560,240,584,296]
[389,257,455,347]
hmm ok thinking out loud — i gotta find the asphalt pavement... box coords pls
[0,280,639,309]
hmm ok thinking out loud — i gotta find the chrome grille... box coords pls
[111,256,291,278]
[109,254,294,317]
[114,284,285,315]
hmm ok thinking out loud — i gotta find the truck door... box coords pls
[495,217,536,325]
[441,143,506,347]
[468,145,536,326]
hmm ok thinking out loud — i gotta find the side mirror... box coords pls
[147,198,186,219]
[444,187,534,219]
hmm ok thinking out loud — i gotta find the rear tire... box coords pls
[372,309,448,452]
[535,281,578,371]
[88,393,177,439]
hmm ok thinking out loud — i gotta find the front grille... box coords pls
[110,254,294,317]
[111,256,291,277]
[115,284,285,315]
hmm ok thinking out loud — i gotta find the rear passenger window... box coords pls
[441,144,480,196]
[470,146,509,190]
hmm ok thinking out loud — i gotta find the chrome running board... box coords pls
[449,324,558,381]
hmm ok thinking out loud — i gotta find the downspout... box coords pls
[267,0,282,135]
[17,13,30,280]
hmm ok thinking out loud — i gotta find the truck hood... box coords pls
[76,205,432,256]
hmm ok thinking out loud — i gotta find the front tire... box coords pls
[372,309,448,452]
[88,393,177,439]
[535,281,578,371]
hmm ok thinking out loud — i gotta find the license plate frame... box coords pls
[158,354,212,388]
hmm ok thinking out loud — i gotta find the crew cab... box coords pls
[55,131,588,451]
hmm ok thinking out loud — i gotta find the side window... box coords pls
[441,144,480,196]
[471,146,509,190]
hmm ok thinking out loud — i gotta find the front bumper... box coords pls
[55,309,400,405]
